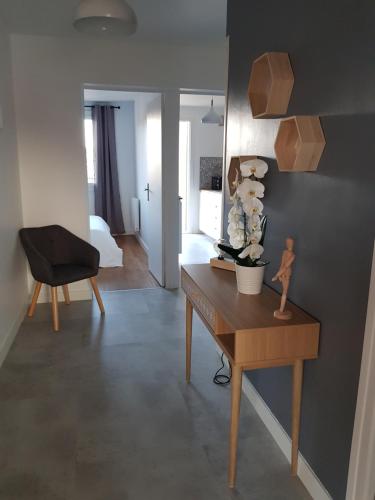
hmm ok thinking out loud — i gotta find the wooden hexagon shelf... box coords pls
[248,52,294,118]
[274,116,326,172]
[228,155,256,196]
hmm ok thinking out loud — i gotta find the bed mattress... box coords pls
[89,215,123,268]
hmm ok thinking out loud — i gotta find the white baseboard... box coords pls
[135,233,149,255]
[242,376,331,500]
[36,287,92,303]
[0,302,28,367]
[217,349,331,500]
[27,270,92,304]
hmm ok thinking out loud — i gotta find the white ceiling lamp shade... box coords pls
[74,0,137,36]
[201,97,222,125]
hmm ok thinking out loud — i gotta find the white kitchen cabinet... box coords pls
[199,190,222,240]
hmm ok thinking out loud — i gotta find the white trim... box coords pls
[346,241,375,500]
[36,286,92,303]
[162,90,180,289]
[241,375,332,500]
[135,233,149,254]
[0,303,28,367]
[217,348,332,499]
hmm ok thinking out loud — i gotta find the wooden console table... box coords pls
[181,264,320,488]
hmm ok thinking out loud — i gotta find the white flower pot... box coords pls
[235,263,265,295]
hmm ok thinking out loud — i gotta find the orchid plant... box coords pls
[222,158,268,267]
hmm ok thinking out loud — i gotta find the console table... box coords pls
[181,264,320,488]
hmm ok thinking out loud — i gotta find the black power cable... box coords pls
[213,352,232,385]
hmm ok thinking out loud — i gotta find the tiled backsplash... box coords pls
[199,157,223,190]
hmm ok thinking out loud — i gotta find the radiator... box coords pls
[131,197,140,232]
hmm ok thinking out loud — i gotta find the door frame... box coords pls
[83,84,173,286]
[178,119,192,234]
[346,241,375,500]
[178,89,227,238]
[83,84,226,289]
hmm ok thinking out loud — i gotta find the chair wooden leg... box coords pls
[51,287,59,332]
[28,282,42,317]
[62,285,70,305]
[89,277,105,314]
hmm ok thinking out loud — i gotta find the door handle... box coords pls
[144,183,150,201]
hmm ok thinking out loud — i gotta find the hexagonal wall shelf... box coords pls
[227,155,257,196]
[248,52,294,118]
[274,116,326,172]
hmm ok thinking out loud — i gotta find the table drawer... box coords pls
[181,269,232,335]
[182,270,215,328]
[234,324,320,364]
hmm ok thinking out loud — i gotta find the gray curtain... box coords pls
[93,105,125,235]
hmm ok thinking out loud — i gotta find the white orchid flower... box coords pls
[247,214,261,232]
[228,205,243,223]
[237,178,265,200]
[228,221,244,235]
[238,243,264,260]
[228,213,242,226]
[240,159,268,179]
[229,232,246,249]
[243,197,264,216]
[249,231,262,244]
[229,204,242,215]
[230,190,241,203]
[228,214,242,223]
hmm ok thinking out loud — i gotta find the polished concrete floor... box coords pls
[0,289,311,500]
[179,233,217,265]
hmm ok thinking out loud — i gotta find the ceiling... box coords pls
[180,94,225,108]
[0,0,227,44]
[84,89,225,108]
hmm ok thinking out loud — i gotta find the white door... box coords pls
[346,241,375,500]
[145,95,164,285]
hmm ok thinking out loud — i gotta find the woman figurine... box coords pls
[272,237,295,320]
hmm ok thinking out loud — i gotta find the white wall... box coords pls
[0,23,27,364]
[180,105,224,232]
[10,34,226,293]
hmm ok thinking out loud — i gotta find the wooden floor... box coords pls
[97,235,160,291]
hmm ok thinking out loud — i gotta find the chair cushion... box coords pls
[20,225,100,286]
[49,264,97,287]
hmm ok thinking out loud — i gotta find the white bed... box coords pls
[89,215,123,268]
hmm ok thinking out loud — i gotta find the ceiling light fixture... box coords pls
[74,0,137,36]
[201,97,222,125]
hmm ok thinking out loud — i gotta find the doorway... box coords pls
[83,88,163,291]
[346,241,375,499]
[178,93,225,265]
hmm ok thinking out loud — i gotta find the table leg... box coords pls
[291,359,303,475]
[186,297,193,383]
[228,364,242,488]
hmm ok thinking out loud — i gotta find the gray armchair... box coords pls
[20,225,105,331]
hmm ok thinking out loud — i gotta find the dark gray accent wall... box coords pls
[226,1,375,498]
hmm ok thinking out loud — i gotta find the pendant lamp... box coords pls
[201,97,222,125]
[74,0,137,36]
